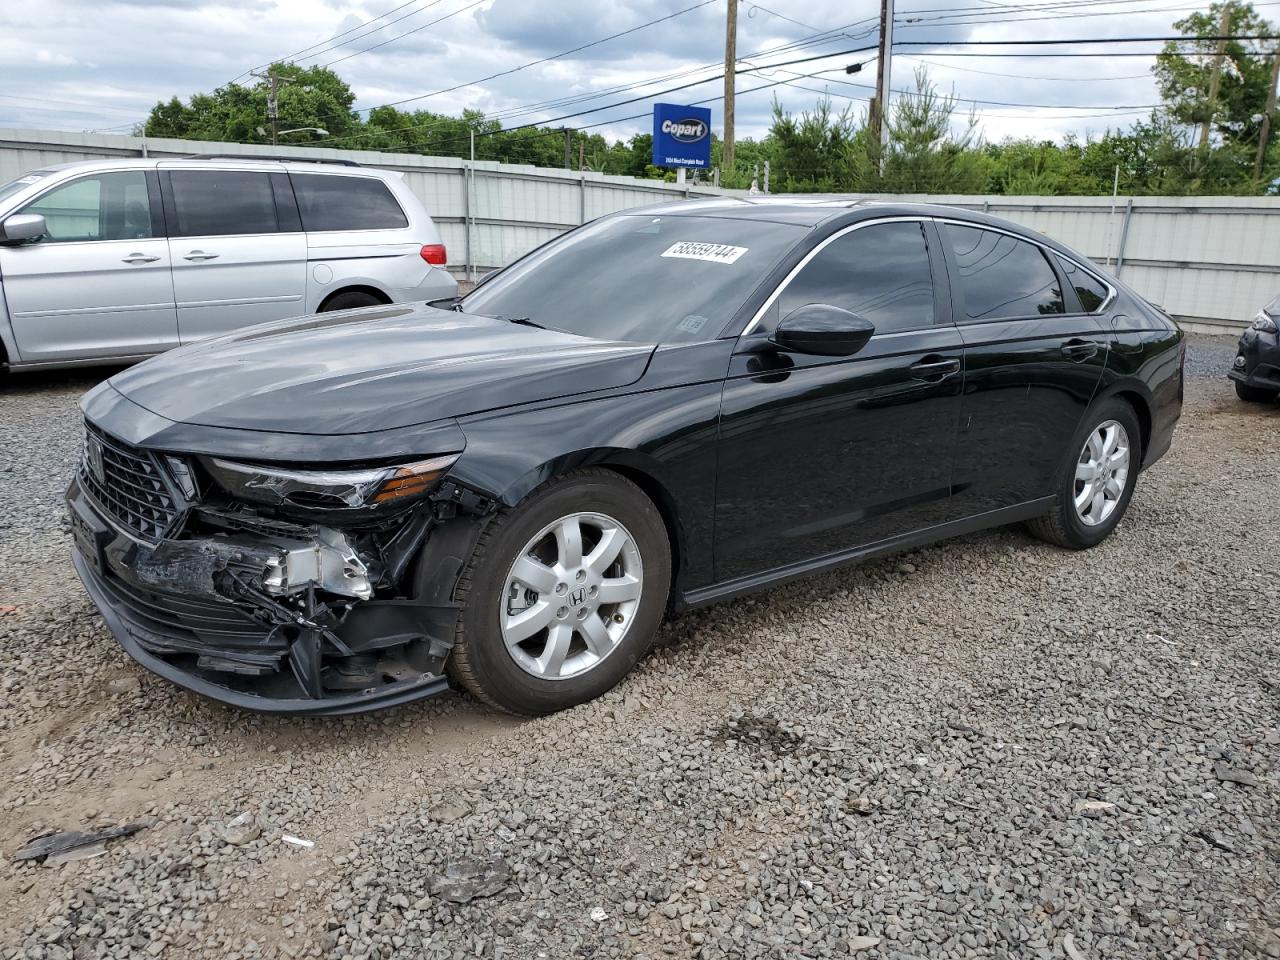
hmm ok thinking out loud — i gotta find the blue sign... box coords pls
[652,103,712,169]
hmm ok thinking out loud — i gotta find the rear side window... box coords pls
[290,174,409,231]
[773,221,935,335]
[21,172,153,243]
[944,224,1065,320]
[1055,255,1110,312]
[168,170,279,237]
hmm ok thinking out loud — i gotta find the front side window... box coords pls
[462,214,805,343]
[168,170,278,237]
[1055,255,1110,313]
[769,220,935,335]
[21,171,153,243]
[944,224,1065,320]
[291,174,408,231]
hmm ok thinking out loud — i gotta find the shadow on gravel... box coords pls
[1,366,122,396]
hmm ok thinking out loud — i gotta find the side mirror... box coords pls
[1,213,47,244]
[771,303,875,357]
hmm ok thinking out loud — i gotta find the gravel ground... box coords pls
[0,336,1275,960]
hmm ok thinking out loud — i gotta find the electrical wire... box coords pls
[321,0,488,68]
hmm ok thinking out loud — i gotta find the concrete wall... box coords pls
[2,128,1277,333]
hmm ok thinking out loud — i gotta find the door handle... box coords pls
[1061,339,1101,361]
[909,356,961,382]
[183,250,219,261]
[121,253,160,264]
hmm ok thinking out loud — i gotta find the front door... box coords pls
[936,222,1110,515]
[714,219,964,584]
[0,170,176,363]
[159,167,307,343]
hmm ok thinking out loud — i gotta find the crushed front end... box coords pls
[67,418,490,714]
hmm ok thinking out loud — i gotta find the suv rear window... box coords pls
[290,174,408,231]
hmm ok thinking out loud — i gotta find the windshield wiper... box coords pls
[501,316,547,329]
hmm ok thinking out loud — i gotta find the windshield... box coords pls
[0,169,54,207]
[463,214,806,343]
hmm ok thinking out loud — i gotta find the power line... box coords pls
[233,0,432,82]
[321,0,488,67]
[363,0,720,113]
[896,55,1152,81]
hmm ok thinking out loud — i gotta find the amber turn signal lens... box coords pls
[370,460,451,503]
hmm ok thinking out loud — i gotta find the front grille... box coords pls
[81,422,178,540]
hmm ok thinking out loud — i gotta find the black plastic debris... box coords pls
[13,824,145,864]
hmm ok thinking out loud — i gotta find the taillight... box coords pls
[420,244,447,266]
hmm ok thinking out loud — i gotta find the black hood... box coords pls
[107,304,656,435]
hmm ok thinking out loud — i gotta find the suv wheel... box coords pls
[446,469,671,715]
[1026,398,1143,550]
[1234,381,1279,403]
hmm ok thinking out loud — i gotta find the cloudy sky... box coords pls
[0,0,1267,149]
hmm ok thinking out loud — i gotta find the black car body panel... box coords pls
[106,305,655,434]
[67,198,1185,714]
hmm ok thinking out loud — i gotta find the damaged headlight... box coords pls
[204,455,459,510]
[1251,312,1278,334]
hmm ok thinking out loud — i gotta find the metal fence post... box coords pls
[580,174,586,224]
[1115,197,1134,278]
[463,164,473,284]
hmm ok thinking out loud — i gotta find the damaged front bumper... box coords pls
[67,474,463,715]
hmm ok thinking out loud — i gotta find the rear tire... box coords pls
[1234,381,1278,403]
[446,468,671,715]
[319,290,384,312]
[1025,398,1143,550]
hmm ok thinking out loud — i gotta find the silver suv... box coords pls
[0,156,457,372]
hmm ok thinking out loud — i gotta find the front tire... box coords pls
[1234,381,1278,403]
[447,469,671,715]
[1026,398,1143,550]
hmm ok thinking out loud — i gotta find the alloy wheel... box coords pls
[1074,419,1130,527]
[500,511,644,680]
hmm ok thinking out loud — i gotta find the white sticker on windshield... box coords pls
[661,241,748,265]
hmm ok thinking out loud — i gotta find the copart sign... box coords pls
[651,102,712,169]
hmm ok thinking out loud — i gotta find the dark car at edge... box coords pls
[1230,293,1280,402]
[65,198,1185,716]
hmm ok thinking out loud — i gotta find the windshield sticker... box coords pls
[661,241,748,265]
[676,314,709,334]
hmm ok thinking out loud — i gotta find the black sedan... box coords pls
[66,199,1184,716]
[1230,293,1280,402]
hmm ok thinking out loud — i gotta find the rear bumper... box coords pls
[67,475,455,715]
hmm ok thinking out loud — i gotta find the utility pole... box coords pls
[1254,47,1280,183]
[872,0,895,167]
[1200,2,1233,150]
[723,0,737,172]
[251,65,285,145]
[563,128,572,169]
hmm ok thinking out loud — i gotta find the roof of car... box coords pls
[27,157,386,176]
[620,195,1008,228]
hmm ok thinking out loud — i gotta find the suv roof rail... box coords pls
[179,153,362,167]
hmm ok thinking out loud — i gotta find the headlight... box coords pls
[204,455,459,509]
[1252,312,1279,334]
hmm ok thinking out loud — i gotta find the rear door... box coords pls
[714,218,964,582]
[159,166,307,342]
[939,221,1109,514]
[0,169,176,363]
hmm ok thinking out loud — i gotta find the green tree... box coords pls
[143,64,360,144]
[876,69,992,193]
[1154,1,1278,151]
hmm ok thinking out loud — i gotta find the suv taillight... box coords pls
[420,244,447,266]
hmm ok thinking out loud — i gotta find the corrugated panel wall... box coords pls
[2,129,1277,328]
